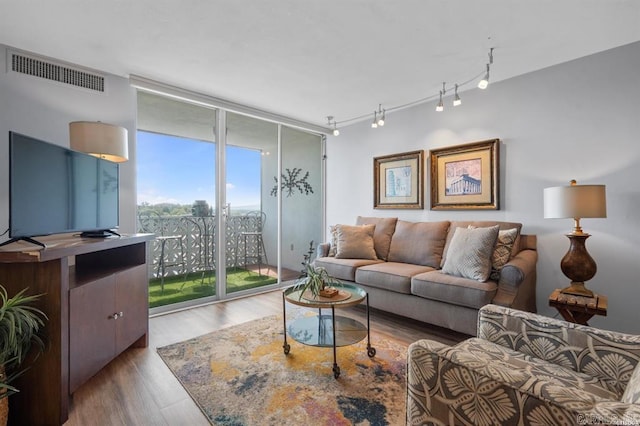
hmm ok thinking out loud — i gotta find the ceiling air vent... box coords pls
[10,52,105,92]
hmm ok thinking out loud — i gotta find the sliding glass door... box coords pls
[136,91,324,313]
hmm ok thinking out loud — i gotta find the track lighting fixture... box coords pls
[435,91,444,112]
[376,104,385,126]
[478,64,490,89]
[327,47,494,129]
[327,116,340,136]
[453,84,462,106]
[435,82,445,112]
[478,48,494,89]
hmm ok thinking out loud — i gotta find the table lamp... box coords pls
[69,121,129,162]
[543,180,607,297]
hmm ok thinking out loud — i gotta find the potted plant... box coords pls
[295,241,341,299]
[0,285,47,426]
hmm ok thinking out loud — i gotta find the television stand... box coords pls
[0,236,45,248]
[80,229,121,238]
[0,233,154,425]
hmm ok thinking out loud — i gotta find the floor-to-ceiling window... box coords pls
[135,90,324,313]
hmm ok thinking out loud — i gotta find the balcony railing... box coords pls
[137,212,268,279]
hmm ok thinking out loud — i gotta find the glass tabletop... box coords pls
[283,282,367,309]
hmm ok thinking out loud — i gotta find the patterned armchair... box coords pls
[407,304,640,425]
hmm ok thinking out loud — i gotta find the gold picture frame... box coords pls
[429,139,500,210]
[374,150,424,209]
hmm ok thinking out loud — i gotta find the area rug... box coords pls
[157,315,407,425]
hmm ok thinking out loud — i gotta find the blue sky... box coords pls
[137,131,261,209]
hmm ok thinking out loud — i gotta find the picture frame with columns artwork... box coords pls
[429,139,500,210]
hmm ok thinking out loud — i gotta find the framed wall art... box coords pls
[374,150,424,209]
[429,139,500,210]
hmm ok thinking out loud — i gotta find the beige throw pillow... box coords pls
[335,224,377,260]
[622,362,640,404]
[442,225,500,282]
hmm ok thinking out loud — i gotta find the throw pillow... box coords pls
[328,225,338,257]
[442,225,500,282]
[335,224,377,260]
[621,362,640,404]
[490,228,519,281]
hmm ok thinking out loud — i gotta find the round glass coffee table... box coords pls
[282,282,376,378]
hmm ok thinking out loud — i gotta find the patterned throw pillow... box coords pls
[335,224,378,260]
[622,362,640,404]
[442,225,500,282]
[490,228,519,281]
[328,225,338,257]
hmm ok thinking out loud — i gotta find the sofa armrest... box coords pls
[477,304,640,396]
[316,242,330,258]
[491,248,537,312]
[406,340,450,425]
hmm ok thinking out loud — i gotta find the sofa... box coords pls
[407,304,640,425]
[315,216,537,335]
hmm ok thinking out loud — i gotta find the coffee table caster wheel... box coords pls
[367,347,376,357]
[333,365,340,379]
[283,343,290,355]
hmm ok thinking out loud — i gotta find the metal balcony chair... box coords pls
[236,211,269,276]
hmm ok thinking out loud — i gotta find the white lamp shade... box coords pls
[69,121,128,162]
[544,184,607,219]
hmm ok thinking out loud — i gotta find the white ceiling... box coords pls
[1,1,639,127]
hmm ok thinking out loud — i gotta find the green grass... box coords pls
[148,267,278,308]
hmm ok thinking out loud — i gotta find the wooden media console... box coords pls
[0,233,154,425]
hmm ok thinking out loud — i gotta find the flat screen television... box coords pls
[3,131,119,247]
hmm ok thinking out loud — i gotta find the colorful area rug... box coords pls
[157,315,407,425]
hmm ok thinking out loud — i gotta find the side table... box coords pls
[548,288,607,325]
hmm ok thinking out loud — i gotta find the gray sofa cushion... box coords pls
[355,262,434,294]
[411,270,498,309]
[355,216,398,261]
[314,257,383,281]
[387,220,449,267]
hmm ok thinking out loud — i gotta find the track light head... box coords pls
[436,91,444,112]
[478,64,490,89]
[371,111,378,128]
[453,84,462,106]
[377,111,385,127]
[327,115,340,136]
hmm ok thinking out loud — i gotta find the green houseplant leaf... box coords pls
[0,286,47,399]
[294,241,341,300]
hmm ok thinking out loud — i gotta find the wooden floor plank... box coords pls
[64,289,467,425]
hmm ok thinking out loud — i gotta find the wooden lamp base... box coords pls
[559,233,597,297]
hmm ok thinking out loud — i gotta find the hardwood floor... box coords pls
[63,289,468,425]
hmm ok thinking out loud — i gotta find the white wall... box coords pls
[325,41,640,334]
[0,45,138,237]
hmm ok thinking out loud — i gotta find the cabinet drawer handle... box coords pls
[109,312,124,320]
